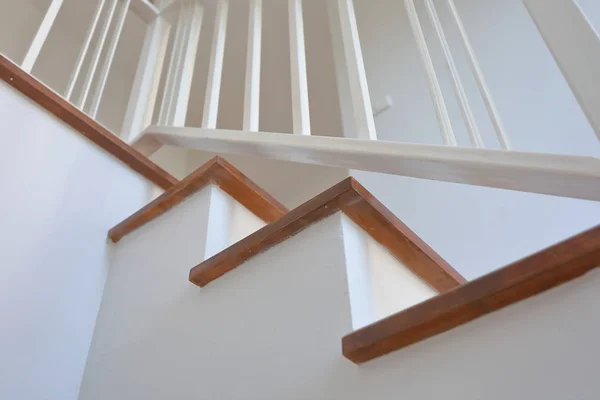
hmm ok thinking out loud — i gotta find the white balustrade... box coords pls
[202,0,229,129]
[289,0,311,136]
[336,0,377,141]
[446,0,511,149]
[122,14,171,140]
[65,0,107,101]
[424,0,483,148]
[243,0,263,132]
[524,0,600,142]
[77,0,119,109]
[22,0,64,73]
[89,0,132,118]
[405,0,456,147]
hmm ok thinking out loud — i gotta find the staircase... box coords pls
[1,0,600,399]
[77,154,599,399]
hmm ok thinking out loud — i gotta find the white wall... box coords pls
[79,183,271,399]
[186,150,349,209]
[0,81,153,400]
[78,207,600,399]
[341,215,437,330]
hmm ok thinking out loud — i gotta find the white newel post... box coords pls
[122,14,171,142]
[22,0,65,73]
[523,0,600,141]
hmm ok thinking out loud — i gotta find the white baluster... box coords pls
[523,0,600,142]
[65,0,106,101]
[424,0,483,148]
[121,15,171,141]
[158,4,186,125]
[446,0,511,149]
[243,0,263,132]
[289,0,311,135]
[22,0,64,73]
[202,0,229,129]
[336,0,377,140]
[89,0,132,118]
[405,0,456,146]
[77,0,119,109]
[168,0,203,126]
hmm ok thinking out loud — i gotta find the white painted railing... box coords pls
[2,0,600,199]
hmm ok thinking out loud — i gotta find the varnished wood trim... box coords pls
[109,156,288,242]
[342,224,600,364]
[0,54,177,190]
[189,177,465,291]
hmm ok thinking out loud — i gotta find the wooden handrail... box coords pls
[109,156,288,243]
[342,224,600,364]
[0,54,177,191]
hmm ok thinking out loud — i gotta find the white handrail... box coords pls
[405,0,456,147]
[446,0,511,149]
[289,0,311,135]
[65,0,106,101]
[202,0,229,129]
[424,0,484,148]
[243,0,263,132]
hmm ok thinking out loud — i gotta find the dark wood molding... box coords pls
[109,156,288,243]
[0,54,177,190]
[342,224,600,364]
[189,177,465,291]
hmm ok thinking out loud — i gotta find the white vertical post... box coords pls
[65,0,107,100]
[243,0,263,132]
[122,15,171,141]
[523,0,600,141]
[168,0,203,126]
[289,0,311,135]
[202,0,229,129]
[89,0,132,118]
[336,0,377,140]
[446,0,511,149]
[405,0,456,146]
[77,0,119,109]
[158,5,186,125]
[22,0,64,73]
[424,0,483,148]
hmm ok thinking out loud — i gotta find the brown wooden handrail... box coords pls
[342,224,600,364]
[0,54,177,191]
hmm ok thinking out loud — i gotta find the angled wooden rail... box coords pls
[190,177,466,292]
[342,224,600,364]
[109,156,288,243]
[0,54,177,190]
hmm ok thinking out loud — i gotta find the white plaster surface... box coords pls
[0,80,152,400]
